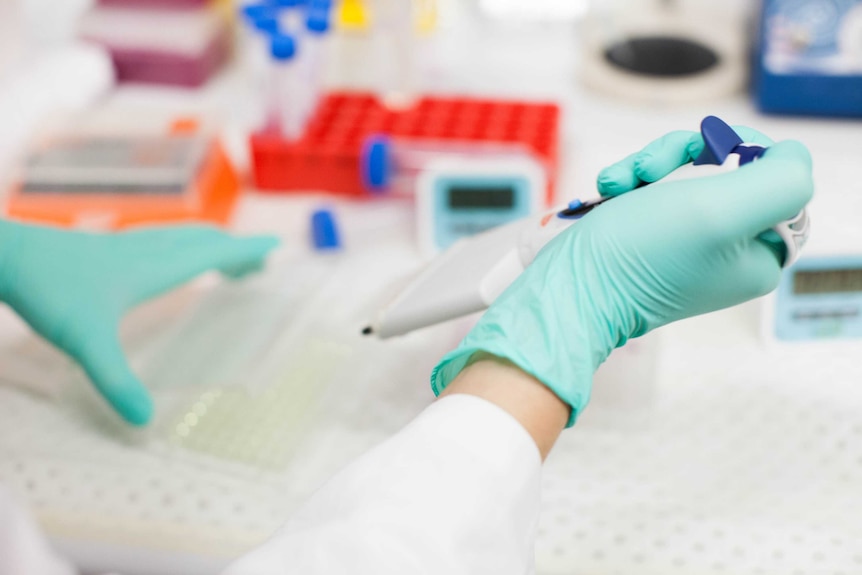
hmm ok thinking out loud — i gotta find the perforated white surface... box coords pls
[538,303,862,575]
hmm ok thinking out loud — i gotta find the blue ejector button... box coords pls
[568,199,584,211]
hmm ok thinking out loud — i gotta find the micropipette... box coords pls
[363,116,811,338]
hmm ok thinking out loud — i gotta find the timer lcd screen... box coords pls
[793,268,862,295]
[448,186,515,209]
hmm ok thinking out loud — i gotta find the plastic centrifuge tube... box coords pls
[251,6,281,58]
[269,33,307,140]
[302,6,332,122]
[372,0,417,109]
[272,0,306,34]
[238,5,282,129]
[361,134,534,195]
[239,3,272,54]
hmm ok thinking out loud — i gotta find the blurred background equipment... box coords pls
[5,114,240,230]
[250,94,560,201]
[770,255,862,340]
[0,43,115,178]
[579,0,750,103]
[753,0,862,117]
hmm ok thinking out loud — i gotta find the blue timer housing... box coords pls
[416,157,545,254]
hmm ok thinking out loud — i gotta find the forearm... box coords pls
[439,353,570,460]
[223,393,544,575]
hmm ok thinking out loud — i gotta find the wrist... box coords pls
[438,353,569,460]
[430,282,603,427]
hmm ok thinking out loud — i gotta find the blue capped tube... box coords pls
[269,33,306,140]
[301,7,332,122]
[360,134,534,194]
[238,4,282,129]
[271,0,307,33]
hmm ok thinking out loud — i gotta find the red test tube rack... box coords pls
[249,92,561,203]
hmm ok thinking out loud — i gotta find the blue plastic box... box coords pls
[753,0,862,117]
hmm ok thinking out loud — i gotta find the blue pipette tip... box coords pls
[270,33,296,60]
[311,208,342,250]
[361,135,392,192]
[306,7,331,33]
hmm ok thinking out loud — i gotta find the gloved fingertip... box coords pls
[765,139,813,169]
[684,138,705,161]
[756,140,814,207]
[632,153,654,180]
[115,390,154,426]
[244,235,281,256]
[222,260,265,279]
[596,166,636,196]
[756,229,788,268]
[596,181,625,197]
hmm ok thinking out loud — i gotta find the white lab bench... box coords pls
[1,13,862,575]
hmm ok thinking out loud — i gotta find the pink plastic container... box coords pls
[79,5,232,88]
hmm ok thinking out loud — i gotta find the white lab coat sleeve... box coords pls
[222,394,543,575]
[0,484,77,575]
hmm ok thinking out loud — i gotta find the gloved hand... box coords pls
[431,128,813,426]
[0,221,279,425]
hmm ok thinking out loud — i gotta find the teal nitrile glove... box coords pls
[431,128,813,426]
[0,221,280,425]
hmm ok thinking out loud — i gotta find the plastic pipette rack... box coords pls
[250,92,561,202]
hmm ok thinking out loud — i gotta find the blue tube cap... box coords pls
[361,135,392,192]
[306,8,331,33]
[254,13,281,34]
[270,33,296,60]
[240,4,273,24]
[311,208,342,250]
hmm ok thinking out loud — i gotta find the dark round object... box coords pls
[604,36,719,77]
